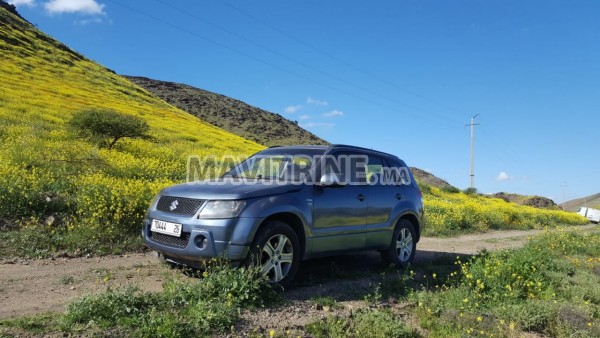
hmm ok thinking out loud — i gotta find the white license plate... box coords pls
[151,219,182,237]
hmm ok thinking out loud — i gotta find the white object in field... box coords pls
[577,207,600,223]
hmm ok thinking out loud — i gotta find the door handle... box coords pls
[356,194,367,201]
[395,193,403,200]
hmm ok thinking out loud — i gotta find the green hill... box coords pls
[125,76,328,146]
[0,2,262,256]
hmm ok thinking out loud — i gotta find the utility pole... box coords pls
[466,114,480,189]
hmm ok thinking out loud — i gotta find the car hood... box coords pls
[159,179,304,200]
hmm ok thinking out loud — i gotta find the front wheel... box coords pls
[247,221,301,288]
[383,219,417,268]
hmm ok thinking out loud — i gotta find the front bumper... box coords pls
[142,214,263,267]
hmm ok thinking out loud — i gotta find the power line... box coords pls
[105,0,461,129]
[150,0,463,126]
[217,0,464,116]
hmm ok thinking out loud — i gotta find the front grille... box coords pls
[156,196,205,216]
[150,231,191,248]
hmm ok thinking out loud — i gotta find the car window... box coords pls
[366,155,384,185]
[381,158,412,186]
[323,151,368,185]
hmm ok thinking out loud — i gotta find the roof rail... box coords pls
[329,144,397,158]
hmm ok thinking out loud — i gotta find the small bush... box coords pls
[69,109,149,149]
[62,262,277,337]
[441,186,460,194]
[463,187,478,195]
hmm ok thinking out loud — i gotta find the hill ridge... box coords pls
[125,75,328,147]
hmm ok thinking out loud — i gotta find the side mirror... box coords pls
[319,173,347,187]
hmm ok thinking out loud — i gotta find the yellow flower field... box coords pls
[422,186,587,236]
[0,7,262,253]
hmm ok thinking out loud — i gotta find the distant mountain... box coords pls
[125,76,328,147]
[564,193,600,212]
[409,167,458,190]
[490,192,558,210]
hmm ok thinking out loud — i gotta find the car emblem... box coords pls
[169,199,179,211]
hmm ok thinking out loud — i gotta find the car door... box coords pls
[364,155,402,248]
[311,151,368,254]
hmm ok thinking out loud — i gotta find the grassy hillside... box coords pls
[126,76,328,147]
[564,193,600,212]
[423,186,586,236]
[0,4,262,255]
[411,167,457,191]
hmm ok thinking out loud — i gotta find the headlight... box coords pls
[198,200,246,219]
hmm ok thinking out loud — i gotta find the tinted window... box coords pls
[366,155,384,185]
[323,151,368,185]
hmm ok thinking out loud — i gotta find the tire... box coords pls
[246,221,301,288]
[383,219,417,268]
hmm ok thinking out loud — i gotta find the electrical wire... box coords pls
[150,0,463,126]
[105,0,461,129]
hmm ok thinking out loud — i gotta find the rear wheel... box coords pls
[247,221,301,288]
[383,219,417,268]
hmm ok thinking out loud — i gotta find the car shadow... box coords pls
[285,249,475,302]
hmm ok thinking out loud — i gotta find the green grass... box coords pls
[36,262,275,337]
[306,309,419,338]
[413,227,600,337]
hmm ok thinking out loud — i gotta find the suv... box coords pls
[142,144,424,286]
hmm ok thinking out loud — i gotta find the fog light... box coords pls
[195,235,208,249]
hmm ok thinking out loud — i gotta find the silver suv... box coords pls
[142,144,424,286]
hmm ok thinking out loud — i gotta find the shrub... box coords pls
[69,109,149,149]
[463,187,478,195]
[63,263,277,337]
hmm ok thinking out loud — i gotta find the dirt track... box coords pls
[1,225,597,320]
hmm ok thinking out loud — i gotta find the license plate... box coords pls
[151,219,182,237]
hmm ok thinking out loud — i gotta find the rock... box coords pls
[45,215,56,226]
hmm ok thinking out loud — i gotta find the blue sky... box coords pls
[9,0,600,202]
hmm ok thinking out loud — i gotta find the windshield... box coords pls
[223,149,324,181]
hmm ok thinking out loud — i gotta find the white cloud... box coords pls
[298,114,311,120]
[496,171,514,181]
[323,110,344,118]
[283,105,301,114]
[45,0,105,15]
[74,17,103,25]
[306,97,328,106]
[302,122,335,128]
[8,0,36,7]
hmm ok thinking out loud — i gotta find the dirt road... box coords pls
[1,225,597,320]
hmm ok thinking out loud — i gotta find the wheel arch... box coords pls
[259,212,306,258]
[398,212,421,242]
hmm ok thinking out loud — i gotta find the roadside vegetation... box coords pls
[2,227,597,337]
[422,185,586,236]
[1,261,277,337]
[414,228,600,337]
